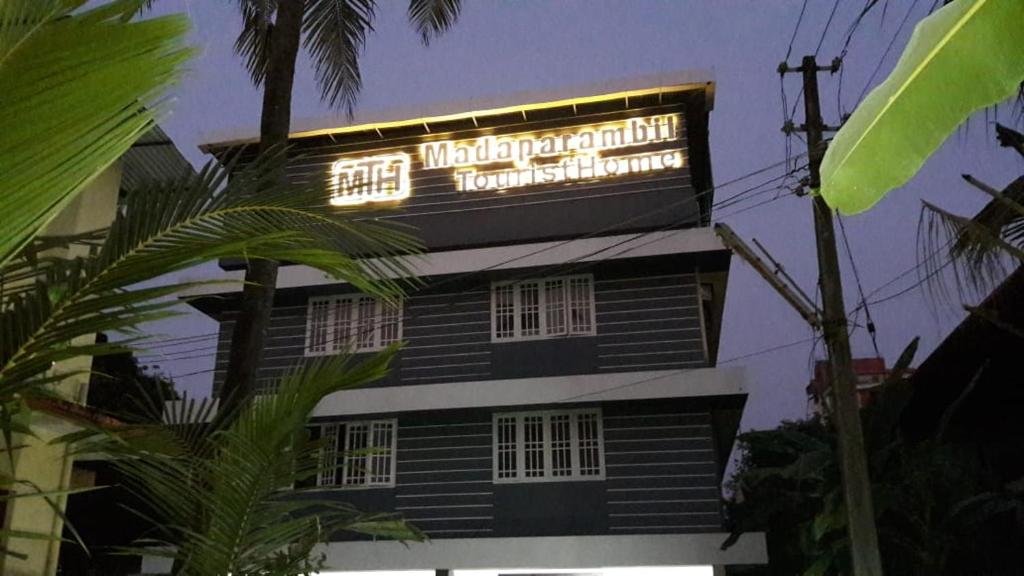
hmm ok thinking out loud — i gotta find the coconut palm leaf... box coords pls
[920,174,1024,297]
[234,0,460,115]
[819,0,1024,215]
[80,352,423,574]
[1,148,421,399]
[302,0,376,113]
[0,0,192,267]
[408,0,462,45]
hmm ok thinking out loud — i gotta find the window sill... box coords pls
[303,347,392,358]
[310,484,396,491]
[491,332,596,344]
[493,475,606,484]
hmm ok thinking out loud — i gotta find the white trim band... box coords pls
[314,533,766,570]
[312,366,746,417]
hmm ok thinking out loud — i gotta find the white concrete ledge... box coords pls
[182,228,727,297]
[317,533,767,570]
[313,366,746,417]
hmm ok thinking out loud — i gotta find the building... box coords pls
[1,126,192,576]
[185,72,766,575]
[806,357,914,414]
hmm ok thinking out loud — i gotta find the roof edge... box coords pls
[199,69,715,152]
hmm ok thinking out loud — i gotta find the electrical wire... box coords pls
[134,157,798,354]
[553,335,820,403]
[137,157,808,362]
[854,0,921,107]
[836,215,880,357]
[152,163,809,375]
[784,0,810,64]
[814,0,842,57]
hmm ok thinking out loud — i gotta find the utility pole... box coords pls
[784,55,885,575]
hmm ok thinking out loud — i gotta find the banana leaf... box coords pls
[820,0,1024,215]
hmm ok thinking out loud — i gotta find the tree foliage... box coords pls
[0,0,192,267]
[75,351,422,575]
[726,340,1024,575]
[234,0,462,115]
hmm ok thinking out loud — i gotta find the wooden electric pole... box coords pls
[787,55,885,575]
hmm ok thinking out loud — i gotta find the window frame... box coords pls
[304,295,403,356]
[491,408,605,484]
[316,419,398,489]
[490,274,596,343]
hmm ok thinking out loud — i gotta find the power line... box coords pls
[815,0,842,57]
[864,256,954,306]
[141,157,810,366]
[555,336,820,403]
[837,215,880,357]
[855,0,921,107]
[784,0,811,63]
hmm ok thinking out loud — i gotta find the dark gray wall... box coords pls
[318,398,731,541]
[216,91,709,258]
[209,255,712,395]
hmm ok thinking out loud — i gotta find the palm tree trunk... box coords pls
[219,0,304,409]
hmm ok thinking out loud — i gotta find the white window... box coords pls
[490,274,595,342]
[305,295,402,356]
[316,419,397,488]
[492,409,604,482]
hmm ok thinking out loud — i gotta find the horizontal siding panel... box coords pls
[394,493,493,507]
[602,438,714,452]
[604,449,715,466]
[603,413,709,427]
[595,274,695,290]
[606,486,721,500]
[395,480,493,495]
[595,295,696,314]
[402,340,491,352]
[398,457,491,474]
[406,517,493,529]
[607,500,720,515]
[397,505,493,519]
[608,513,722,528]
[399,423,491,439]
[604,424,713,441]
[398,434,493,450]
[605,462,717,478]
[604,474,717,490]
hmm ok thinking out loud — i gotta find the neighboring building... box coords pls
[1,127,192,576]
[901,267,1024,479]
[806,357,914,414]
[187,72,766,575]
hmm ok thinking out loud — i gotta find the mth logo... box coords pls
[329,153,410,206]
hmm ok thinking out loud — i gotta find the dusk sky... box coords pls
[142,0,1022,433]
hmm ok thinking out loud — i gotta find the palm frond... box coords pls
[920,200,1024,302]
[302,0,375,114]
[407,0,461,45]
[87,352,423,573]
[0,0,192,266]
[919,170,1024,299]
[234,0,277,88]
[1,148,421,397]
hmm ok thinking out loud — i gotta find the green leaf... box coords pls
[820,0,1024,215]
[0,0,193,266]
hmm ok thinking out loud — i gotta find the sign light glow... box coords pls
[420,114,685,192]
[327,114,685,204]
[329,153,410,207]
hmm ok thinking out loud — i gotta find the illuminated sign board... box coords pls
[421,114,683,192]
[328,114,683,204]
[329,153,410,206]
